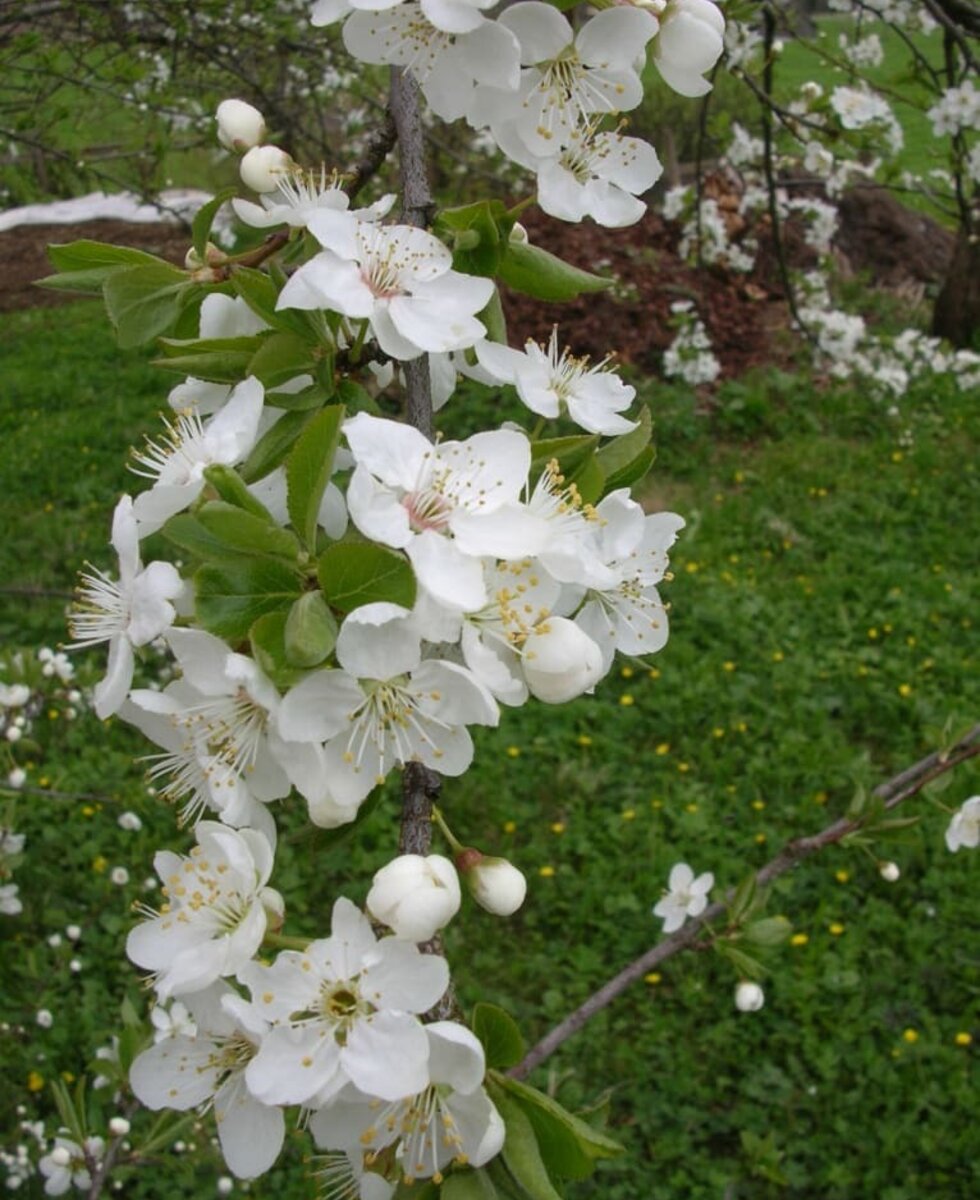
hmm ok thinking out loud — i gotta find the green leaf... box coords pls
[153,339,261,383]
[434,199,509,277]
[743,916,793,947]
[102,263,193,348]
[391,1181,440,1200]
[716,943,767,980]
[485,1159,534,1200]
[38,268,133,296]
[530,434,600,477]
[248,330,320,388]
[287,405,345,551]
[727,873,758,925]
[442,1169,499,1200]
[265,383,334,412]
[491,1073,623,1165]
[597,407,656,494]
[195,560,304,641]
[249,612,307,690]
[197,502,301,561]
[239,409,318,484]
[566,454,605,506]
[318,542,416,614]
[47,239,167,273]
[49,1079,86,1145]
[284,591,337,668]
[472,1003,526,1070]
[161,512,255,564]
[491,1087,563,1200]
[202,464,276,521]
[192,188,236,260]
[336,378,381,416]
[498,241,612,302]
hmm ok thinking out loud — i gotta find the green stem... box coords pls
[431,804,464,854]
[349,318,370,364]
[507,195,536,218]
[262,931,311,952]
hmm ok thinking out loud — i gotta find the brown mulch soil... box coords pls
[1,181,953,381]
[0,219,190,313]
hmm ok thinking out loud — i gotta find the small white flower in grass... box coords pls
[126,821,282,1000]
[36,1009,53,1029]
[110,867,130,886]
[130,376,265,536]
[945,797,980,853]
[367,854,461,942]
[0,683,30,708]
[653,862,714,933]
[343,413,546,610]
[879,861,900,883]
[342,3,521,124]
[241,897,449,1106]
[477,328,637,436]
[131,983,284,1180]
[735,981,764,1012]
[1,883,22,915]
[279,211,493,361]
[215,100,266,152]
[39,1137,104,1197]
[309,1020,504,1183]
[475,4,657,157]
[67,496,184,719]
[652,0,725,98]
[573,490,685,672]
[117,811,142,832]
[278,603,499,812]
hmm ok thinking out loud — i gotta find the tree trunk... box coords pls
[932,228,980,348]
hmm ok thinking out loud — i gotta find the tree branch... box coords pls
[510,723,980,1080]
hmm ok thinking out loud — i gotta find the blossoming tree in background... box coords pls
[10,0,977,1195]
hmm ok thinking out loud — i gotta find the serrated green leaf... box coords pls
[192,188,236,259]
[442,1169,499,1200]
[239,409,318,484]
[195,560,303,641]
[499,241,612,302]
[202,464,276,521]
[336,378,381,416]
[37,268,130,296]
[492,1087,563,1200]
[318,542,416,614]
[47,239,165,273]
[197,502,301,561]
[284,591,337,667]
[472,1003,526,1070]
[102,263,192,348]
[265,383,333,412]
[161,513,254,564]
[490,1073,623,1165]
[287,405,345,551]
[248,330,319,388]
[743,916,793,947]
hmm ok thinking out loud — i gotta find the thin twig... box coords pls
[510,723,980,1080]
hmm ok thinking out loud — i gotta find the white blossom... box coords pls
[652,862,714,933]
[367,854,461,941]
[945,796,980,853]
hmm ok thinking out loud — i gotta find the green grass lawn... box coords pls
[0,298,977,1197]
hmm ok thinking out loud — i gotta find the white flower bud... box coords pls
[239,144,292,194]
[108,1118,130,1137]
[217,1177,234,1196]
[7,767,26,788]
[509,222,529,244]
[366,854,461,942]
[50,1147,71,1167]
[215,99,266,152]
[522,618,604,704]
[36,1010,53,1029]
[458,851,527,916]
[879,861,900,883]
[735,981,765,1012]
[5,726,22,743]
[65,924,81,941]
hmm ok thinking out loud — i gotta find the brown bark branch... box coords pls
[510,724,980,1080]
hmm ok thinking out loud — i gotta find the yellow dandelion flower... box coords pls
[27,1071,44,1092]
[835,869,850,884]
[550,822,566,835]
[619,694,635,707]
[506,746,521,758]
[621,809,637,821]
[620,666,634,679]
[828,922,845,936]
[954,1032,972,1047]
[539,866,555,878]
[902,1028,919,1044]
[644,972,662,985]
[790,933,809,947]
[502,820,517,834]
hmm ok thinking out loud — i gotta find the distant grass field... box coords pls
[1,299,977,1198]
